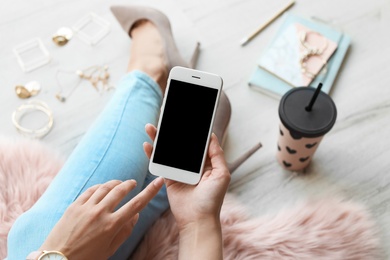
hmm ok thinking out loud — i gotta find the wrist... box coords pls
[179,216,221,235]
[38,243,71,259]
[178,217,223,260]
[27,250,68,260]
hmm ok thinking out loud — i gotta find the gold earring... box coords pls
[15,81,42,99]
[15,85,32,99]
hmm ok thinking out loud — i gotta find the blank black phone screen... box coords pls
[152,79,219,173]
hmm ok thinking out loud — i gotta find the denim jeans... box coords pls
[7,71,169,260]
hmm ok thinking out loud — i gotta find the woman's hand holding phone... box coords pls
[143,123,230,260]
[144,123,230,227]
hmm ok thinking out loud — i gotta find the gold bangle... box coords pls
[12,100,54,139]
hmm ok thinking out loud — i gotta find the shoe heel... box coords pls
[228,142,262,173]
[189,42,201,68]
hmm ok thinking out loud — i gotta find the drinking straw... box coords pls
[306,83,323,111]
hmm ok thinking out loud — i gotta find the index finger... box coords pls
[145,123,157,141]
[115,177,164,221]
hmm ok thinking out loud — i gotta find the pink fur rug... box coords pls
[0,137,63,258]
[0,138,383,259]
[131,195,382,260]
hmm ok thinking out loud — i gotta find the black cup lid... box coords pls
[279,87,337,138]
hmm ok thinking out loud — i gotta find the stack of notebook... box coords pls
[248,12,351,99]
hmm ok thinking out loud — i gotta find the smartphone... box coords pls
[149,66,223,185]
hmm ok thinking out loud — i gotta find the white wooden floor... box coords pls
[1,0,390,257]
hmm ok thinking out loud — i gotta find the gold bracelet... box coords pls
[299,30,328,56]
[299,30,329,79]
[300,54,328,79]
[12,100,54,139]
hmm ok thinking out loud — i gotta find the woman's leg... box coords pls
[7,21,171,260]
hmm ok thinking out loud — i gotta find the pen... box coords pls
[240,0,295,46]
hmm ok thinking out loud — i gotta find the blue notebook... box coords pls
[248,12,351,99]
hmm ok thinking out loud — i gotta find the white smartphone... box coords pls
[149,66,223,185]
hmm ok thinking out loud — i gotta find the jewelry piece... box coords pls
[72,12,110,46]
[15,81,42,99]
[52,35,68,46]
[55,65,114,102]
[299,31,329,79]
[12,100,54,139]
[55,69,82,102]
[52,27,74,46]
[77,65,111,90]
[25,81,41,95]
[13,38,51,72]
[15,85,31,99]
[300,54,328,79]
[300,31,328,55]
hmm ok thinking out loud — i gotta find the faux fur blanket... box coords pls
[0,138,383,259]
[131,195,382,259]
[0,137,63,258]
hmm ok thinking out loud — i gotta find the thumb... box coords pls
[208,133,229,172]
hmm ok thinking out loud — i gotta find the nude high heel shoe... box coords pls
[214,93,262,173]
[110,5,200,69]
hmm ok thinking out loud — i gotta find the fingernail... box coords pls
[132,213,139,225]
[153,177,164,187]
[129,179,137,186]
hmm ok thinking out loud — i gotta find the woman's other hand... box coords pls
[39,177,164,259]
